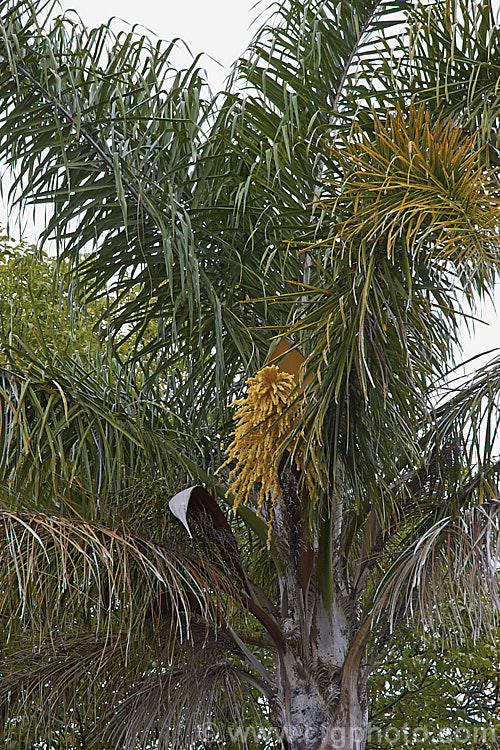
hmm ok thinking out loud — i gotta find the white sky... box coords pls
[65,0,258,90]
[0,0,499,363]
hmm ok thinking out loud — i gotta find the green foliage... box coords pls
[0,233,101,357]
[369,628,500,749]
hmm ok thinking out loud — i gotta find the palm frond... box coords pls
[374,500,500,638]
[375,0,500,163]
[328,106,500,277]
[432,353,500,481]
[0,337,199,514]
[101,640,269,750]
[0,0,219,372]
[0,509,229,639]
[351,0,500,168]
[0,625,271,749]
[0,0,414,425]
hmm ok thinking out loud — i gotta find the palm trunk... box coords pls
[276,649,368,750]
[273,468,369,750]
[273,563,368,750]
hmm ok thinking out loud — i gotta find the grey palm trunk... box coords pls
[271,469,369,750]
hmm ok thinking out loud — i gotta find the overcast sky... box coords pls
[65,0,258,90]
[1,0,498,363]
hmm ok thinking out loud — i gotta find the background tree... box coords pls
[0,233,104,354]
[0,0,499,749]
[368,625,500,749]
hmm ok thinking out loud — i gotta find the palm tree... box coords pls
[0,0,499,748]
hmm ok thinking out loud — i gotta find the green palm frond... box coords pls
[0,0,258,420]
[235,0,407,127]
[353,0,500,163]
[0,0,413,423]
[0,0,216,371]
[0,0,206,247]
[381,0,500,160]
[431,352,500,492]
[0,338,198,513]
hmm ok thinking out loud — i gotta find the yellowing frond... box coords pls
[325,104,500,274]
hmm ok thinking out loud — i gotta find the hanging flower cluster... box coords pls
[222,365,301,517]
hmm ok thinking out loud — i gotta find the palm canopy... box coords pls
[0,0,499,748]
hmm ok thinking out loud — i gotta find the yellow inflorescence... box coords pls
[222,365,303,522]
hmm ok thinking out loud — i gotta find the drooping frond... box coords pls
[0,509,229,639]
[374,500,500,638]
[0,0,208,259]
[235,0,407,131]
[432,353,500,481]
[327,105,500,280]
[0,625,270,750]
[100,637,270,750]
[0,339,197,514]
[0,0,237,412]
[369,0,500,162]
